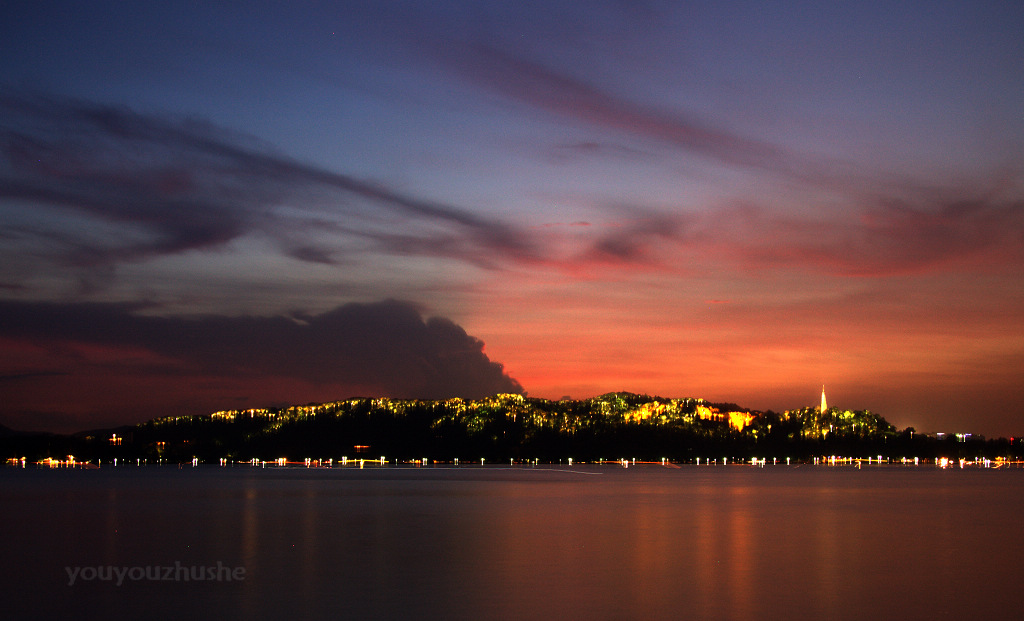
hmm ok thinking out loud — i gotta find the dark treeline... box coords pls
[2,393,1020,463]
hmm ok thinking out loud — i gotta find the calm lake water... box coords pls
[1,465,1022,620]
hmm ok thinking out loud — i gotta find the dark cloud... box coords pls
[12,88,1010,289]
[427,35,1024,279]
[584,212,690,266]
[2,83,1019,344]
[0,299,523,432]
[733,189,1024,277]
[560,181,1024,277]
[0,92,535,277]
[546,140,653,164]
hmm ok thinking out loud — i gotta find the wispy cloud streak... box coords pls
[0,92,534,273]
[2,89,1020,296]
[570,188,1024,278]
[430,39,1023,278]
[437,42,816,179]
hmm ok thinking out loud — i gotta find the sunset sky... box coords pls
[2,1,1023,436]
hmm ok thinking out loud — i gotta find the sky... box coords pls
[1,1,1023,436]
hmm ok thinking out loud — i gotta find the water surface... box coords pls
[2,465,1021,620]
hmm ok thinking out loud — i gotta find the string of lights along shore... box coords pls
[7,383,1019,471]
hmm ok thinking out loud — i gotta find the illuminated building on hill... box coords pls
[820,386,828,413]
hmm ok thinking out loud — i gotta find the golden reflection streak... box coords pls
[627,486,677,615]
[727,485,755,620]
[813,486,841,619]
[693,483,720,619]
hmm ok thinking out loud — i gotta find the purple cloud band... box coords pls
[0,92,536,271]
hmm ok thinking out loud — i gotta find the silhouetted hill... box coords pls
[2,392,1018,463]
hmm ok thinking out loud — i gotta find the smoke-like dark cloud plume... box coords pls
[0,92,535,273]
[0,299,523,432]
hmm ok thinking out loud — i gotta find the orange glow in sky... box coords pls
[1,2,1022,436]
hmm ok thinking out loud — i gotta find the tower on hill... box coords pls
[820,386,828,413]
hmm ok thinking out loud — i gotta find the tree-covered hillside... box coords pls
[4,393,1017,463]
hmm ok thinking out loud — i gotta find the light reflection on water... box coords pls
[1,466,1022,620]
